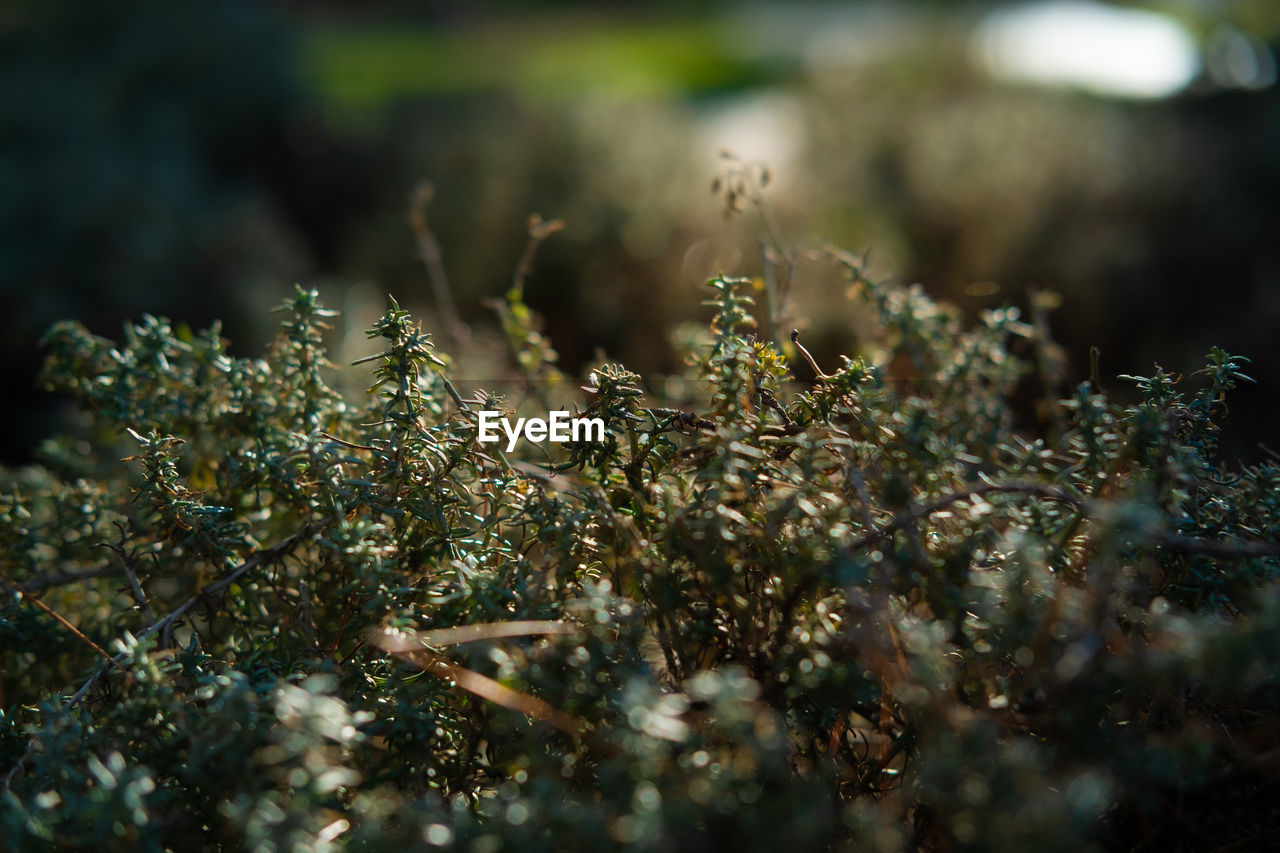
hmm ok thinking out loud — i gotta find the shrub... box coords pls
[2,232,1279,851]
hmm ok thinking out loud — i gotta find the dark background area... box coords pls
[2,0,1277,462]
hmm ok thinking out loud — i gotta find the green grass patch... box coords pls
[298,15,762,126]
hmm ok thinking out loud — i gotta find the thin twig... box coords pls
[645,407,717,432]
[1,575,125,673]
[96,522,155,625]
[376,637,586,738]
[486,214,563,412]
[790,329,827,379]
[713,152,793,342]
[371,620,575,651]
[408,181,469,351]
[441,377,469,411]
[319,431,384,454]
[511,214,564,303]
[6,517,325,780]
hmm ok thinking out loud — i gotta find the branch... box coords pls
[96,522,155,625]
[138,521,327,646]
[511,213,564,303]
[644,407,717,432]
[1,576,125,673]
[370,621,576,650]
[791,329,827,379]
[408,181,469,351]
[1,520,327,790]
[376,638,586,738]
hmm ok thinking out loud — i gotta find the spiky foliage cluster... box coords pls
[2,261,1279,852]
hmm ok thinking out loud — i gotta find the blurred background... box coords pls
[2,0,1278,462]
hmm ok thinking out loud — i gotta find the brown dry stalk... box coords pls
[1,575,125,673]
[790,329,827,379]
[369,623,585,737]
[374,620,576,650]
[408,181,469,350]
[511,213,564,301]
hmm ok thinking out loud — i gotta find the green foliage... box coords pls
[3,256,1280,851]
[0,0,300,355]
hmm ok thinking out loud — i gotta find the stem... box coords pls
[408,182,469,351]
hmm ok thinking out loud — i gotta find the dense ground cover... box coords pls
[2,236,1280,849]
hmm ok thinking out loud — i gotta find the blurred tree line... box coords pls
[0,0,374,458]
[3,0,1279,462]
